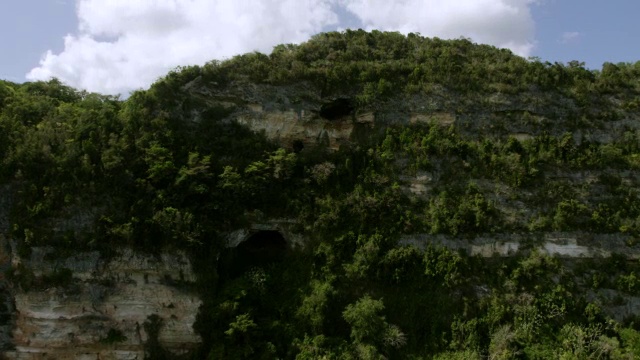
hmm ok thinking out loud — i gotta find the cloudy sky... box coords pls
[1,0,639,95]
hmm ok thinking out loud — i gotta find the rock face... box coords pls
[0,186,15,353]
[236,105,357,151]
[183,78,640,155]
[399,232,640,259]
[225,218,304,249]
[3,246,201,360]
[0,236,15,354]
[186,80,370,152]
[1,75,639,357]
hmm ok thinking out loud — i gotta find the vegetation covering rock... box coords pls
[1,30,640,358]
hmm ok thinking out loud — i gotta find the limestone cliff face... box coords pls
[1,75,639,357]
[0,186,14,353]
[399,232,640,259]
[0,237,14,354]
[184,79,378,151]
[235,105,359,151]
[3,245,201,360]
[182,78,640,153]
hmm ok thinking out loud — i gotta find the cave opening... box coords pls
[319,98,354,120]
[292,139,304,153]
[221,230,288,279]
[238,230,287,256]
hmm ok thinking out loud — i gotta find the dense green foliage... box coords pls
[2,31,640,358]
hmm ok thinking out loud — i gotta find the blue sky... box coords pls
[1,1,638,95]
[0,0,75,82]
[532,0,640,69]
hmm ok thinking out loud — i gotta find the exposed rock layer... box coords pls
[184,79,640,152]
[3,246,201,360]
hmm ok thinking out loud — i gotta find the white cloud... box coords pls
[559,31,580,44]
[27,0,539,95]
[341,0,537,57]
[28,0,338,95]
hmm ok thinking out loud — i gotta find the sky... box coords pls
[1,0,638,95]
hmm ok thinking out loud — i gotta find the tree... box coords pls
[343,295,387,344]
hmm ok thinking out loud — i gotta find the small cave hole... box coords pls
[292,140,304,153]
[238,230,287,257]
[319,98,354,120]
[221,230,288,278]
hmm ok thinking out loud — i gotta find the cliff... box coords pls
[2,243,200,359]
[2,31,640,358]
[181,76,640,152]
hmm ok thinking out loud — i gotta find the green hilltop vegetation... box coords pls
[2,30,640,358]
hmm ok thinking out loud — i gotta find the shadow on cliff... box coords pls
[218,230,288,279]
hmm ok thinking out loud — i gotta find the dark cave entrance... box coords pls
[221,230,288,279]
[238,230,287,259]
[292,139,304,153]
[319,98,354,120]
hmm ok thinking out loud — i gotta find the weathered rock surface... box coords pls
[0,236,15,353]
[182,79,640,155]
[399,232,640,259]
[3,246,201,360]
[225,218,304,249]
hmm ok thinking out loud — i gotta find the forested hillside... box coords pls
[2,30,640,359]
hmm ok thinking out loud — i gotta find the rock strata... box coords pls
[4,247,201,360]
